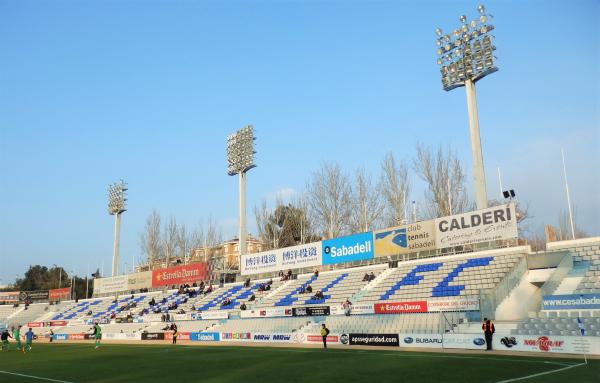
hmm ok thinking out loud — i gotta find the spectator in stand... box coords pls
[149,297,156,306]
[314,269,319,277]
[244,278,251,288]
[363,273,370,282]
[342,298,352,316]
[278,271,284,280]
[219,276,224,288]
[248,293,256,302]
[369,272,375,281]
[312,291,324,300]
[240,302,247,310]
[192,282,198,288]
[306,285,313,294]
[205,284,213,295]
[287,269,292,279]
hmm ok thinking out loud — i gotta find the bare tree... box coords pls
[306,162,352,239]
[254,195,288,250]
[176,223,192,264]
[413,144,470,218]
[350,167,384,232]
[163,217,178,267]
[380,153,410,226]
[291,193,315,244]
[139,210,162,269]
[558,207,588,240]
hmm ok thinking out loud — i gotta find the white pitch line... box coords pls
[495,362,586,383]
[0,370,75,383]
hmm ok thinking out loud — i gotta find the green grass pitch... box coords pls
[0,343,598,383]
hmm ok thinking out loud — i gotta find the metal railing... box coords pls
[479,255,528,320]
[539,251,574,297]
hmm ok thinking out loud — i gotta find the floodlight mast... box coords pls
[435,4,497,210]
[108,180,127,277]
[226,125,256,269]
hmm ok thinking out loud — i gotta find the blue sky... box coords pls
[1,0,598,284]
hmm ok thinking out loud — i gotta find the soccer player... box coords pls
[24,328,34,353]
[13,326,22,351]
[1,329,12,351]
[92,323,102,349]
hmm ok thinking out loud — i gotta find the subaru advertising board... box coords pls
[322,232,374,265]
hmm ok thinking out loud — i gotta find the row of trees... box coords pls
[256,145,475,250]
[1,265,91,300]
[138,211,223,266]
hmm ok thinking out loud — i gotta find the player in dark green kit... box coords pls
[13,326,22,351]
[92,323,102,349]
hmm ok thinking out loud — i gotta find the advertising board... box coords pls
[399,333,443,348]
[221,332,252,341]
[93,275,128,295]
[127,271,152,291]
[374,221,436,257]
[541,294,600,310]
[241,242,322,276]
[251,333,294,343]
[435,203,517,248]
[347,333,399,347]
[240,307,293,318]
[49,288,71,301]
[292,306,330,316]
[374,301,428,314]
[0,291,19,302]
[152,263,207,287]
[190,332,220,342]
[322,232,374,265]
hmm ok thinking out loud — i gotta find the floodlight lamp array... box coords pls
[227,125,256,175]
[435,4,498,91]
[108,180,127,215]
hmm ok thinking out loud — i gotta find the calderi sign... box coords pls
[151,263,207,287]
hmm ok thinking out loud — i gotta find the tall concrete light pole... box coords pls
[227,126,256,268]
[435,4,497,210]
[108,180,127,277]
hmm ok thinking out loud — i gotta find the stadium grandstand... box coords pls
[2,226,599,356]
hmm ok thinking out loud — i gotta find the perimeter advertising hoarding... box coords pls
[374,221,436,257]
[20,290,49,302]
[399,333,443,348]
[151,263,207,287]
[240,242,322,276]
[93,275,128,295]
[127,271,152,291]
[493,335,600,354]
[240,307,293,318]
[435,203,517,248]
[541,294,600,310]
[292,306,330,316]
[347,333,400,347]
[49,288,71,301]
[0,291,19,302]
[322,232,374,265]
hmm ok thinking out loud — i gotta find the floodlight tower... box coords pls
[435,4,498,210]
[108,180,127,276]
[226,126,256,267]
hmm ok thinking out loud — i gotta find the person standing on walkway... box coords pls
[482,317,495,351]
[320,324,330,349]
